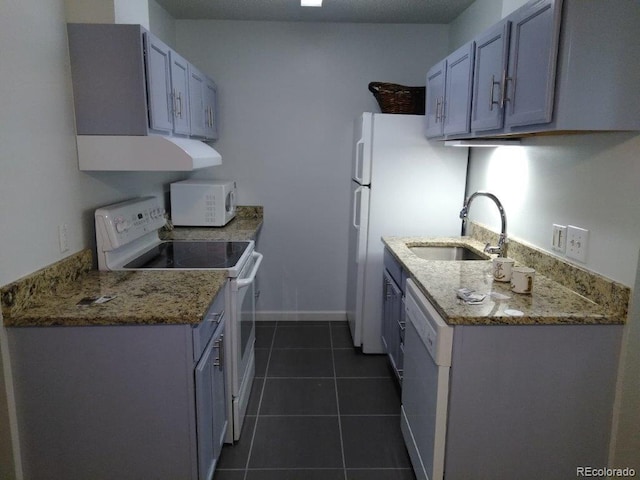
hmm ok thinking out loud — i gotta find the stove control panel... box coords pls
[95,197,166,251]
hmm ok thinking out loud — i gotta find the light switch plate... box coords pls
[551,224,567,253]
[566,225,588,262]
[58,224,69,253]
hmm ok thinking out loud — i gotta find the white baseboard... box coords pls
[255,311,347,322]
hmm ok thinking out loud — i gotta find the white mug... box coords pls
[492,257,515,282]
[511,267,535,294]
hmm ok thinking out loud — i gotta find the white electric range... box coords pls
[95,196,262,443]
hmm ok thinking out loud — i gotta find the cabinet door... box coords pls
[382,272,393,353]
[471,19,510,132]
[195,322,226,480]
[504,0,561,128]
[189,65,207,138]
[211,326,227,462]
[443,42,475,136]
[382,270,402,380]
[204,78,219,141]
[144,33,173,133]
[425,60,446,138]
[170,51,191,136]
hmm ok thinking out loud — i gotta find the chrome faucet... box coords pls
[459,191,508,257]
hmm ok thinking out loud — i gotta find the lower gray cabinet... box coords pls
[382,249,405,382]
[443,324,622,479]
[195,317,227,480]
[8,291,227,480]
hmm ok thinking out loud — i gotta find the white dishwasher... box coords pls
[401,279,453,480]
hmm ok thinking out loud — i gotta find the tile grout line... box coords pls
[329,322,349,480]
[241,320,279,480]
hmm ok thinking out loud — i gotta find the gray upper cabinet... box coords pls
[189,65,207,138]
[425,42,474,139]
[145,33,174,134]
[427,0,640,140]
[204,78,219,141]
[425,60,446,138]
[443,42,475,137]
[504,0,561,128]
[68,24,149,136]
[470,19,511,133]
[189,65,219,141]
[68,23,219,140]
[471,0,560,135]
[170,50,191,136]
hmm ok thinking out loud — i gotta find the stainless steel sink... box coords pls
[409,245,487,261]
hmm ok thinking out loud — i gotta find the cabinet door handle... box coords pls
[489,75,501,111]
[503,73,513,109]
[499,70,507,109]
[213,334,224,371]
[177,92,183,118]
[435,97,442,122]
[207,310,224,324]
[218,334,224,371]
[172,89,177,117]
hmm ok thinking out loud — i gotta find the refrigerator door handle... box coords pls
[354,139,365,183]
[352,186,362,229]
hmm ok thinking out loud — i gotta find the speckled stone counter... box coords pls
[382,236,629,326]
[1,206,263,328]
[1,250,227,327]
[161,205,263,241]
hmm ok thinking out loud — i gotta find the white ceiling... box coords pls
[154,0,476,24]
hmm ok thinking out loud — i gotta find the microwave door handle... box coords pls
[236,252,263,289]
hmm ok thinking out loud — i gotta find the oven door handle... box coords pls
[236,252,263,289]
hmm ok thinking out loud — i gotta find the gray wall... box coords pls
[176,20,450,318]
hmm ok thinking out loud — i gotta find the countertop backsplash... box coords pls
[468,221,630,320]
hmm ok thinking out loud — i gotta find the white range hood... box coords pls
[76,135,222,171]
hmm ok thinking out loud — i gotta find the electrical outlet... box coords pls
[58,224,69,253]
[551,224,567,253]
[566,225,588,263]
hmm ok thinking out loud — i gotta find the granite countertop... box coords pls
[1,251,228,327]
[382,236,627,326]
[1,206,264,328]
[2,269,227,327]
[161,205,263,242]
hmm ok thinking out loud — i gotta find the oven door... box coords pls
[229,250,262,441]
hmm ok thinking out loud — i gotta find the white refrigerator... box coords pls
[346,113,468,353]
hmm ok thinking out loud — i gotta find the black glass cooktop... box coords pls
[123,241,250,269]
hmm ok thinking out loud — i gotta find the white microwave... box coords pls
[170,180,237,226]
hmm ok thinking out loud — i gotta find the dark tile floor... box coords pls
[214,321,416,480]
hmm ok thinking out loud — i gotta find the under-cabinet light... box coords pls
[301,0,322,6]
[444,139,522,147]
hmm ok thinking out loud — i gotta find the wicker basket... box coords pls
[368,82,426,115]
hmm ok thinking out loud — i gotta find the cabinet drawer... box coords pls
[193,285,226,362]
